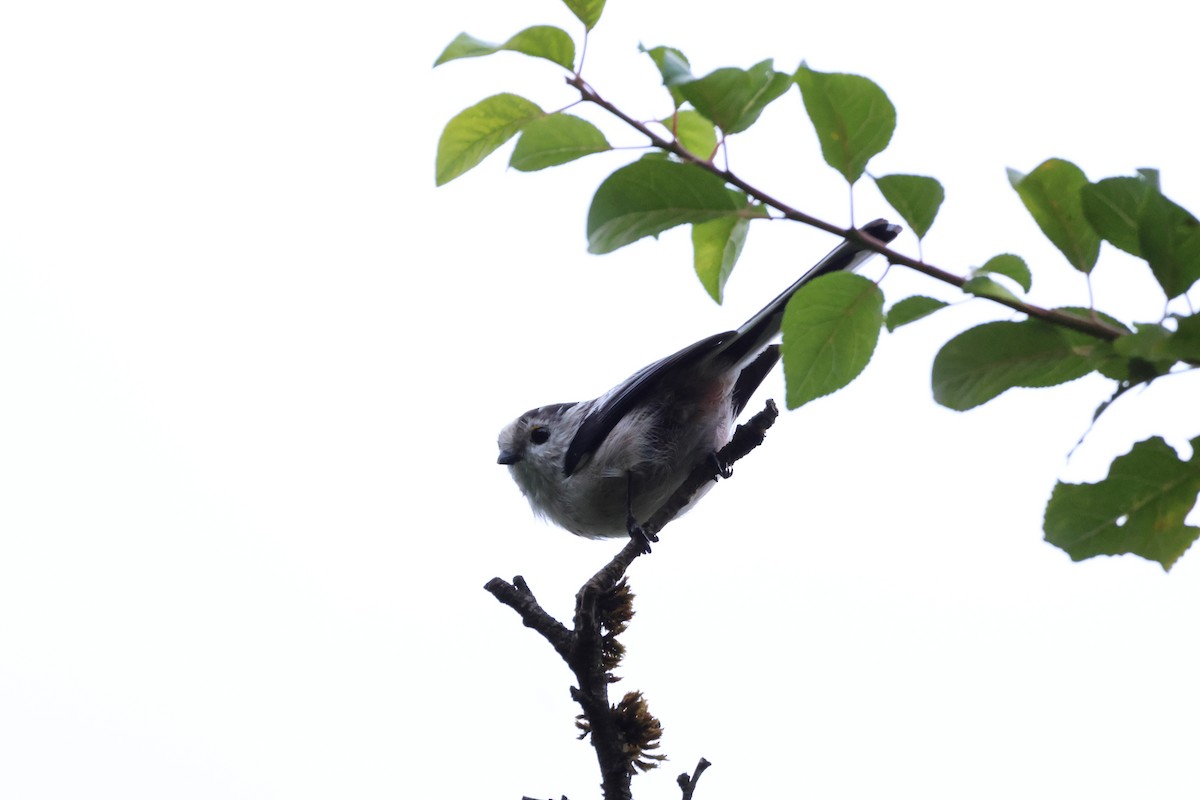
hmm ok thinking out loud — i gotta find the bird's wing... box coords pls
[730,344,781,418]
[562,331,733,477]
[562,219,902,477]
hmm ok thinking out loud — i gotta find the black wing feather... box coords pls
[730,345,781,417]
[562,331,733,476]
[561,219,902,477]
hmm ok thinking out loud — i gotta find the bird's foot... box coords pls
[710,451,733,480]
[626,514,658,554]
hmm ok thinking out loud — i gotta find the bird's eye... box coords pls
[530,427,551,445]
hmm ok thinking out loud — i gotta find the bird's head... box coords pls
[496,402,578,483]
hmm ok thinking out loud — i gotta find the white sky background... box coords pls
[2,1,1199,798]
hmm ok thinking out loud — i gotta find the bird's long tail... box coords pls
[717,218,901,368]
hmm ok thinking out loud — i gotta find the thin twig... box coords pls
[643,399,779,537]
[484,576,573,662]
[677,758,712,800]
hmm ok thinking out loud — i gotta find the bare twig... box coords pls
[484,575,573,662]
[486,400,780,800]
[677,758,712,800]
[573,398,780,624]
[643,399,779,537]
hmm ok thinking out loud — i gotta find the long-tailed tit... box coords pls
[497,219,900,539]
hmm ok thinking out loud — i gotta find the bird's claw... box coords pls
[710,452,733,480]
[627,514,658,554]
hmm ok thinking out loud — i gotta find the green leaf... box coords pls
[1086,352,1157,385]
[640,44,693,106]
[586,160,746,254]
[641,44,692,85]
[1008,159,1100,272]
[1165,313,1200,362]
[1138,189,1200,299]
[661,110,717,160]
[510,114,611,171]
[873,174,943,238]
[962,276,1021,305]
[678,59,793,135]
[433,26,576,70]
[1081,176,1153,257]
[1044,436,1200,570]
[435,94,543,186]
[782,273,884,409]
[434,33,498,65]
[885,296,949,331]
[1112,323,1174,360]
[692,215,751,303]
[1111,323,1179,378]
[932,320,1096,411]
[794,65,896,184]
[1054,307,1133,381]
[563,0,605,30]
[975,254,1032,292]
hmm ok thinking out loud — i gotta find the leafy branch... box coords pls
[435,5,1200,564]
[565,75,1130,343]
[437,1,1199,795]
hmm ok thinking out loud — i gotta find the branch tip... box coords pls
[677,757,712,800]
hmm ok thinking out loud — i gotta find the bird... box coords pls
[496,219,900,541]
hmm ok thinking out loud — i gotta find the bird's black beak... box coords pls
[497,450,521,465]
